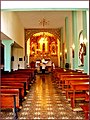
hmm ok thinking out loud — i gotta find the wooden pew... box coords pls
[1,80,27,96]
[85,91,89,102]
[1,89,19,119]
[60,74,89,89]
[52,68,84,81]
[80,91,90,120]
[57,71,87,80]
[2,73,31,85]
[55,72,87,88]
[13,72,34,84]
[69,82,89,109]
[64,78,89,97]
[80,105,89,120]
[1,77,29,90]
[15,68,35,81]
[1,83,24,101]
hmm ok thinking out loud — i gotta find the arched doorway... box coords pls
[26,31,60,66]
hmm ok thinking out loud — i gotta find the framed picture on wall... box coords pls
[19,58,23,61]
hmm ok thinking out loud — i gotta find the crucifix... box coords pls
[39,18,49,27]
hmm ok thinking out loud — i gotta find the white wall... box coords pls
[1,11,25,70]
[11,47,25,70]
[61,12,73,68]
[1,11,24,48]
[1,11,75,70]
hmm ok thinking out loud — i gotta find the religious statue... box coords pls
[79,43,84,66]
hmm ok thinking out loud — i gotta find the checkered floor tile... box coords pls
[1,74,85,119]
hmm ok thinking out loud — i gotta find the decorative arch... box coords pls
[25,29,60,42]
[78,30,86,66]
[25,29,60,66]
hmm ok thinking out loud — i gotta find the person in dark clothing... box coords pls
[30,61,35,68]
[65,63,69,69]
[42,63,46,74]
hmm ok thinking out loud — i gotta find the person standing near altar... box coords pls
[42,63,46,74]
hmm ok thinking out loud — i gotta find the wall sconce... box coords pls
[65,49,67,59]
[72,44,75,58]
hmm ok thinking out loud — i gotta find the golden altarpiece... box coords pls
[25,29,64,67]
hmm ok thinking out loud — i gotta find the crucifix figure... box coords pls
[39,18,49,27]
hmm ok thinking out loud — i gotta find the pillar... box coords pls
[65,17,70,64]
[78,10,88,74]
[82,11,88,73]
[72,11,78,69]
[57,39,60,67]
[86,10,89,75]
[60,27,63,68]
[2,40,14,72]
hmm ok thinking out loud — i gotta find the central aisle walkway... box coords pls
[18,74,84,119]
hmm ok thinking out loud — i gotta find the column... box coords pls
[82,11,88,73]
[86,10,89,74]
[27,38,30,67]
[60,27,63,68]
[65,17,70,64]
[72,11,78,69]
[2,40,14,72]
[57,39,60,67]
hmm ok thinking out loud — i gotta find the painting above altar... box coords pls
[27,32,58,58]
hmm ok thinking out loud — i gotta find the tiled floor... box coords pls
[1,74,85,120]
